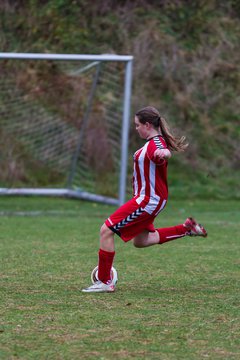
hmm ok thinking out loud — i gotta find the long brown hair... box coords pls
[135,106,188,152]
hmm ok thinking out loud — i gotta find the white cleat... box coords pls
[82,280,115,293]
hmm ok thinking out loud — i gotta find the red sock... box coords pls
[156,224,187,244]
[98,249,115,284]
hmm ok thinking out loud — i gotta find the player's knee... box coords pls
[100,223,115,251]
[100,223,111,238]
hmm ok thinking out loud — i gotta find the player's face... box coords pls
[134,116,149,139]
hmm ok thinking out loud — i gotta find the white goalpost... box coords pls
[0,53,133,205]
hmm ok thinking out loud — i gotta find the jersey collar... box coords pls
[146,134,162,142]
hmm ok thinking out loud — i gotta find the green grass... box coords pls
[0,197,239,359]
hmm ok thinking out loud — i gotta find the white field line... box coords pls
[0,210,81,217]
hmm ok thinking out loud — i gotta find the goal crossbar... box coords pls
[0,53,133,62]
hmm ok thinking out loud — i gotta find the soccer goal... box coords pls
[0,53,133,205]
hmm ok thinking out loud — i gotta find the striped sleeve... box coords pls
[147,136,167,163]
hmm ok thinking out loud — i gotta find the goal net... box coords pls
[0,53,133,205]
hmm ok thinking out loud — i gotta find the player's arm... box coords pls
[153,148,171,162]
[147,138,171,164]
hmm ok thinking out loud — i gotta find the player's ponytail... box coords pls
[135,106,188,152]
[158,116,188,152]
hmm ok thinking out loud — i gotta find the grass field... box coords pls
[0,197,239,359]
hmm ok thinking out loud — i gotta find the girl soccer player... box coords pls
[82,106,207,293]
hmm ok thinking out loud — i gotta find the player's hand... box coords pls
[153,148,171,161]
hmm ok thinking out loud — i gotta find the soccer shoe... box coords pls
[184,217,208,237]
[82,280,115,293]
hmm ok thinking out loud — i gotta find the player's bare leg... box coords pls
[133,230,160,248]
[99,223,115,252]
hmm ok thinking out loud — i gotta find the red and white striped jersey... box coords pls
[133,135,168,215]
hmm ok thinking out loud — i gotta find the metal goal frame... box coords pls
[0,53,133,205]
